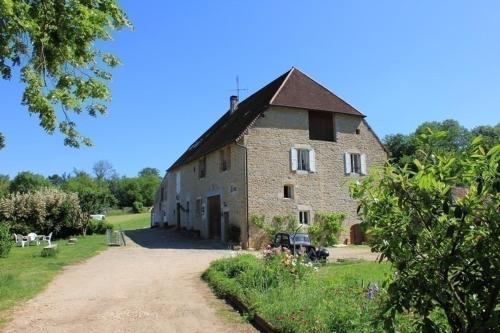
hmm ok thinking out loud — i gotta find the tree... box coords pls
[470,124,500,150]
[0,0,131,147]
[9,171,51,193]
[414,119,470,153]
[138,167,160,178]
[0,175,9,198]
[0,133,4,150]
[47,173,70,187]
[351,130,499,332]
[383,133,416,165]
[62,171,116,213]
[92,160,116,180]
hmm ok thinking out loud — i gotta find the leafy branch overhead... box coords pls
[0,0,131,147]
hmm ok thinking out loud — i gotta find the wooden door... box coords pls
[208,196,221,239]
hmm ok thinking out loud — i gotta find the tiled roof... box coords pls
[168,68,365,171]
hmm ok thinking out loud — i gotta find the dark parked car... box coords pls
[273,232,329,261]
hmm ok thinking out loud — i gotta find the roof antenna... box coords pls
[231,75,248,99]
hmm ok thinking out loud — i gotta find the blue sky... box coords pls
[1,0,499,178]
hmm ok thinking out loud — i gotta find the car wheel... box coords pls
[307,248,318,262]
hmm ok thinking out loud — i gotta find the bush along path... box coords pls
[203,251,441,333]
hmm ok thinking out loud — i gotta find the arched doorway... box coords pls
[350,223,365,245]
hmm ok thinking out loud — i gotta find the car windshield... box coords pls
[291,234,310,243]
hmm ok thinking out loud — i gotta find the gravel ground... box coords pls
[3,228,256,333]
[3,228,379,333]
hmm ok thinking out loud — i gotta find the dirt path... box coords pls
[3,229,256,333]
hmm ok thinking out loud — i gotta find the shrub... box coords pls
[0,222,12,258]
[131,201,144,213]
[203,255,413,332]
[308,211,344,247]
[251,214,300,239]
[351,131,500,332]
[87,219,114,235]
[0,188,87,237]
[226,224,241,244]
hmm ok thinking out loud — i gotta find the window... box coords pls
[198,156,206,178]
[344,153,367,175]
[291,147,316,172]
[220,146,231,171]
[195,198,202,217]
[160,186,164,201]
[355,128,361,135]
[299,211,310,225]
[309,111,335,142]
[297,149,309,171]
[351,154,361,174]
[284,185,294,199]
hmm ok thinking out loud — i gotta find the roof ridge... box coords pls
[269,67,294,105]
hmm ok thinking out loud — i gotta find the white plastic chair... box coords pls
[13,234,28,247]
[27,232,39,246]
[41,232,53,246]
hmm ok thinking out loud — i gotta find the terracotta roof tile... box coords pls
[168,68,365,171]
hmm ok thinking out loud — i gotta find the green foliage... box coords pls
[308,212,344,247]
[138,167,160,178]
[0,223,12,258]
[383,119,499,165]
[0,0,131,147]
[9,171,52,193]
[131,201,144,213]
[77,190,117,215]
[470,124,500,150]
[226,224,241,244]
[116,172,161,208]
[351,130,500,332]
[250,214,300,239]
[203,255,412,332]
[0,133,4,150]
[0,188,86,237]
[62,171,116,213]
[86,219,113,235]
[0,175,9,198]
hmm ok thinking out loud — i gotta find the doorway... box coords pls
[207,195,221,239]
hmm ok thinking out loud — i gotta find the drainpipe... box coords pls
[235,141,249,249]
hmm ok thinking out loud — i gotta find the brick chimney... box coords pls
[229,95,238,113]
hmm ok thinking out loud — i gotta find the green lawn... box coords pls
[107,212,150,230]
[203,255,416,332]
[0,213,149,326]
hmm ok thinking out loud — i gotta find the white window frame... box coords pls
[299,211,310,225]
[344,152,367,175]
[291,147,316,173]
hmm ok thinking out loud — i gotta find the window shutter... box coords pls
[291,148,298,171]
[361,154,367,175]
[344,153,352,174]
[309,149,316,172]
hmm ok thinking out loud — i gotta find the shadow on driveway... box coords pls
[125,227,228,250]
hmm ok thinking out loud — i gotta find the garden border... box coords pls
[223,294,278,333]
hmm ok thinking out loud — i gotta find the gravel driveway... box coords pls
[3,228,256,333]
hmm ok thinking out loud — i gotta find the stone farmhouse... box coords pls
[152,68,387,247]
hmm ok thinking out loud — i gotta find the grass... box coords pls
[0,213,149,326]
[106,212,150,230]
[203,254,416,333]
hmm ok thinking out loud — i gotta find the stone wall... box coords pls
[244,106,387,245]
[163,143,247,241]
